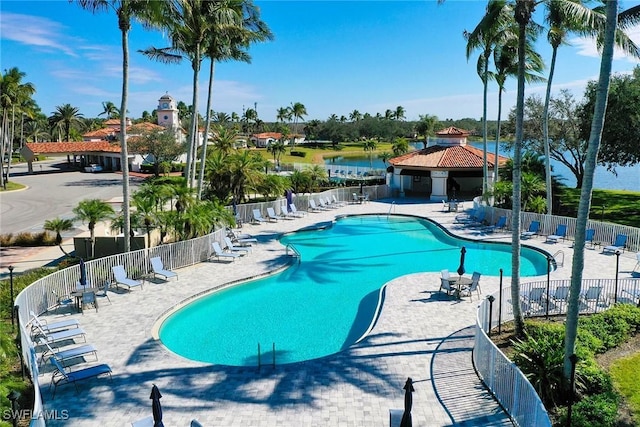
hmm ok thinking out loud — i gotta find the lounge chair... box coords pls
[112,265,144,291]
[211,241,240,262]
[521,221,540,239]
[441,200,448,212]
[460,272,481,301]
[266,207,280,222]
[633,253,640,275]
[227,229,258,245]
[321,197,338,209]
[602,234,627,254]
[580,286,606,311]
[37,337,98,368]
[33,324,86,345]
[308,199,325,212]
[29,311,79,335]
[252,209,267,224]
[289,204,306,217]
[280,203,295,219]
[150,256,178,281]
[131,416,154,427]
[585,228,596,248]
[49,356,112,398]
[545,224,567,243]
[224,236,251,255]
[331,195,345,207]
[550,286,570,312]
[521,287,546,315]
[483,216,507,233]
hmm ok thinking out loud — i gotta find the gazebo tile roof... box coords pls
[389,145,508,169]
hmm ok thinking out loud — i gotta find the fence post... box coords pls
[498,269,503,334]
[487,295,495,337]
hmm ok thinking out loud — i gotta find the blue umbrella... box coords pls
[400,377,415,427]
[79,258,87,288]
[150,384,164,427]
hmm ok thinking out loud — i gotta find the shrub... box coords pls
[579,305,640,351]
[558,392,619,427]
[0,232,56,247]
[140,163,155,173]
[290,151,307,158]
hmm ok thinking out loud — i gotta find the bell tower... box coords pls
[157,93,179,130]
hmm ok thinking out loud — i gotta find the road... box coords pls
[0,157,142,236]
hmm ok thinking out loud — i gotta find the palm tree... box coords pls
[73,199,115,258]
[305,164,327,192]
[415,114,439,148]
[465,0,513,198]
[98,101,120,119]
[379,151,392,168]
[48,104,84,142]
[277,106,292,123]
[394,105,405,121]
[349,110,362,122]
[132,190,156,247]
[267,140,286,169]
[392,137,410,156]
[212,125,239,155]
[363,140,377,168]
[76,0,166,253]
[43,217,74,258]
[563,0,640,384]
[290,102,307,151]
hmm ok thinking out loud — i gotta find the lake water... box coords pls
[324,142,640,192]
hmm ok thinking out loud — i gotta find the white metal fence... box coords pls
[480,206,640,252]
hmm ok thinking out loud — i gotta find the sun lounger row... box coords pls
[28,312,112,398]
[211,230,260,262]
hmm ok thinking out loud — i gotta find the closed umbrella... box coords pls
[457,246,466,277]
[79,258,87,288]
[286,190,293,212]
[150,384,164,427]
[400,377,414,427]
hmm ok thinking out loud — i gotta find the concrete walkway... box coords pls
[18,198,640,426]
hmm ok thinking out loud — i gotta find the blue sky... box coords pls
[2,0,639,123]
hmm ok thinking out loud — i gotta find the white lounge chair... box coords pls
[29,311,80,335]
[331,195,345,207]
[266,207,280,222]
[33,324,87,345]
[280,202,295,219]
[37,337,98,368]
[211,241,240,262]
[308,199,325,212]
[112,265,144,291]
[224,236,251,255]
[227,228,258,245]
[49,356,112,398]
[150,256,178,281]
[289,204,306,217]
[252,209,267,223]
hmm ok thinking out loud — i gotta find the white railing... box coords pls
[482,206,640,252]
[15,228,226,426]
[475,277,640,427]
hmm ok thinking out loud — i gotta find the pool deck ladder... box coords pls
[285,243,301,263]
[257,342,276,369]
[387,201,396,219]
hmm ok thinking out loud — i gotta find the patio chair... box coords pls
[37,337,98,369]
[224,236,251,255]
[460,272,481,301]
[521,221,540,239]
[545,224,567,243]
[51,290,74,315]
[439,278,455,297]
[289,204,306,217]
[81,291,98,313]
[602,234,628,254]
[252,209,267,224]
[211,241,240,262]
[95,281,112,304]
[131,416,154,427]
[266,207,280,222]
[150,256,178,281]
[29,311,79,335]
[49,356,112,398]
[112,265,144,291]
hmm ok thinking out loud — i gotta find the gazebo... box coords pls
[388,127,509,201]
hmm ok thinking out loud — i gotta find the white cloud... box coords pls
[570,24,640,63]
[0,13,78,57]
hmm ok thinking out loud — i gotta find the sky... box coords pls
[2,0,640,123]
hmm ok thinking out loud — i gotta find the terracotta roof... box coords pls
[25,141,121,154]
[252,132,282,139]
[436,126,469,136]
[83,128,116,139]
[127,122,164,133]
[104,119,121,126]
[389,145,508,169]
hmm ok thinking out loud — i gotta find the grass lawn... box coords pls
[610,351,640,423]
[254,142,396,166]
[557,188,640,228]
[0,181,26,192]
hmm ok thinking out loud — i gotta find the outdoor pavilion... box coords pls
[388,126,509,201]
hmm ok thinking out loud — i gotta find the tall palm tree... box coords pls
[349,110,362,122]
[98,101,120,119]
[563,0,640,384]
[465,0,513,198]
[267,140,286,169]
[290,102,307,151]
[73,199,115,258]
[43,217,74,258]
[363,140,377,168]
[277,106,292,123]
[48,104,84,142]
[541,1,638,214]
[394,105,406,121]
[132,190,156,247]
[76,0,166,253]
[415,114,438,148]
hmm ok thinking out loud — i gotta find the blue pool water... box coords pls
[159,215,549,366]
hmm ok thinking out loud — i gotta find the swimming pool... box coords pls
[159,214,550,366]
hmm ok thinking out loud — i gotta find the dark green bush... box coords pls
[557,392,619,427]
[290,151,307,158]
[140,163,155,173]
[579,305,640,351]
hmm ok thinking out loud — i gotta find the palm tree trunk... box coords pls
[563,0,618,383]
[543,47,558,214]
[511,12,528,338]
[186,46,202,189]
[120,25,132,253]
[494,87,503,186]
[197,58,216,200]
[482,53,489,197]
